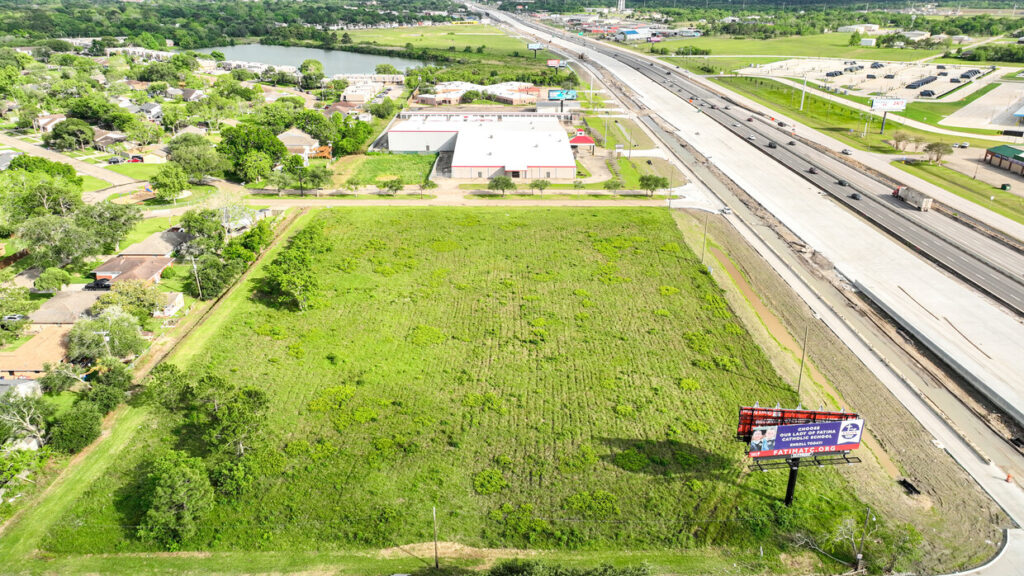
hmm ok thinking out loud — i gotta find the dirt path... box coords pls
[0,133,134,186]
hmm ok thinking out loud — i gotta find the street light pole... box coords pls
[796,324,809,399]
[699,211,709,265]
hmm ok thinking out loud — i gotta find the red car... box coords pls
[128,155,144,163]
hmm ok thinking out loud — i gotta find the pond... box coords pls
[196,44,425,75]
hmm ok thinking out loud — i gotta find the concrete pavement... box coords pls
[0,133,134,186]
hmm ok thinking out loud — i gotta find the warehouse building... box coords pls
[387,113,575,180]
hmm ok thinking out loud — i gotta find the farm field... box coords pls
[629,33,943,61]
[347,24,554,59]
[30,208,872,571]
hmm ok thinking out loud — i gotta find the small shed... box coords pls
[154,292,184,318]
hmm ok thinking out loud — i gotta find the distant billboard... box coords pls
[548,89,578,101]
[527,43,545,51]
[748,419,865,460]
[547,59,560,68]
[737,406,859,441]
[871,97,907,112]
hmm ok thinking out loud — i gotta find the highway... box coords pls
[497,16,1024,317]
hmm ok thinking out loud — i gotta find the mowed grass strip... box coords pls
[40,208,863,559]
[636,33,943,61]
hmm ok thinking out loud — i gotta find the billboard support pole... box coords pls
[784,458,801,506]
[880,111,888,134]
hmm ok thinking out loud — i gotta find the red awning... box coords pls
[569,135,596,145]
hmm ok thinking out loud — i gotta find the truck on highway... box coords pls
[892,186,933,211]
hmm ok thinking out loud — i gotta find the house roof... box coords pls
[0,379,41,399]
[92,256,174,282]
[28,291,102,325]
[94,128,127,145]
[988,145,1024,158]
[569,135,596,145]
[181,88,204,100]
[140,102,161,112]
[0,326,70,373]
[120,229,191,256]
[278,127,318,147]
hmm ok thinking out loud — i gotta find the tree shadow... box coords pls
[597,436,736,478]
[112,458,155,543]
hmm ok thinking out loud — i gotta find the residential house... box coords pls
[92,256,174,284]
[32,113,65,133]
[221,208,273,235]
[126,80,151,91]
[119,228,190,258]
[181,88,206,102]
[322,101,359,118]
[165,87,184,98]
[0,326,70,379]
[154,292,185,318]
[0,378,42,399]
[277,128,322,162]
[28,291,103,326]
[140,102,162,121]
[93,128,128,151]
[176,125,207,136]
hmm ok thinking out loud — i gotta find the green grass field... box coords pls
[662,56,785,75]
[893,160,1024,225]
[120,216,181,250]
[345,153,437,185]
[106,163,162,181]
[347,24,557,60]
[583,117,656,150]
[632,33,943,61]
[79,174,110,193]
[32,208,866,569]
[714,76,1002,153]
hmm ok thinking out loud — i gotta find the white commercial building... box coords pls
[837,23,880,34]
[388,114,575,180]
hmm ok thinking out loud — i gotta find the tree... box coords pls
[67,306,147,362]
[381,177,403,196]
[0,395,52,447]
[204,386,269,456]
[209,50,225,62]
[43,118,94,151]
[171,143,223,183]
[891,131,910,151]
[638,174,670,197]
[126,120,163,145]
[218,124,287,169]
[136,449,215,549]
[150,162,189,203]
[0,270,31,346]
[77,202,141,252]
[184,254,243,300]
[39,362,81,395]
[529,179,550,195]
[180,208,226,255]
[9,155,82,187]
[341,32,352,44]
[34,267,72,293]
[0,170,84,221]
[603,178,624,194]
[237,150,272,184]
[488,175,515,197]
[419,179,437,198]
[299,58,324,91]
[48,402,102,454]
[18,215,98,269]
[375,63,399,75]
[282,155,332,196]
[924,141,953,163]
[848,31,863,46]
[94,280,165,323]
[260,224,330,311]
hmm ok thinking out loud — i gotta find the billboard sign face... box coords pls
[871,98,907,112]
[527,43,544,51]
[737,406,859,440]
[548,89,577,101]
[547,59,560,68]
[748,419,864,459]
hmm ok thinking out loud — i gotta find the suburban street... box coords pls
[0,133,134,187]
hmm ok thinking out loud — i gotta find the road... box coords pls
[0,133,134,187]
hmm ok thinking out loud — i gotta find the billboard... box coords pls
[871,97,907,112]
[548,89,577,101]
[547,59,560,68]
[527,43,544,51]
[748,419,864,459]
[736,406,859,441]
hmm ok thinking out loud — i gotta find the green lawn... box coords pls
[79,174,110,193]
[33,208,869,569]
[120,215,181,250]
[633,33,943,61]
[346,24,558,59]
[663,56,785,75]
[345,153,437,186]
[893,160,1024,225]
[714,76,1002,153]
[583,117,655,150]
[105,163,162,180]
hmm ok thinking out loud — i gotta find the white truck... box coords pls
[892,186,933,211]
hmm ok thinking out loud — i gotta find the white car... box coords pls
[841,149,853,155]
[960,142,970,148]
[747,135,756,140]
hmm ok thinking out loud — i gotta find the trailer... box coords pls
[893,186,933,211]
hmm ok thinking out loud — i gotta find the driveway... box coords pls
[0,133,134,186]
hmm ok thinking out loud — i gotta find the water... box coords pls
[196,44,425,75]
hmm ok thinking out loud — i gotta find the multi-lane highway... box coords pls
[493,11,1024,317]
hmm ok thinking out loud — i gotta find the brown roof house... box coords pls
[92,256,174,284]
[278,128,329,163]
[28,291,103,326]
[33,113,65,133]
[93,128,128,151]
[119,229,190,258]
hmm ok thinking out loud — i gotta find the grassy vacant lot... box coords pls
[106,162,162,180]
[583,117,656,150]
[34,208,866,570]
[894,160,1024,225]
[714,76,1001,153]
[633,33,942,61]
[663,56,785,75]
[347,24,557,60]
[342,153,438,186]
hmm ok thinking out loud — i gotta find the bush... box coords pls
[473,468,507,495]
[613,448,650,472]
[49,402,102,453]
[82,384,126,414]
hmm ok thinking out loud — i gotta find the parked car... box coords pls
[0,314,27,328]
[732,122,740,127]
[960,142,970,148]
[720,206,732,215]
[129,155,144,163]
[952,143,962,148]
[84,278,112,291]
[108,156,124,165]
[747,135,756,140]
[838,179,849,187]
[842,149,853,155]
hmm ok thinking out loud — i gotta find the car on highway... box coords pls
[808,167,819,174]
[767,141,777,148]
[841,149,853,155]
[849,192,862,200]
[788,140,797,146]
[746,117,754,122]
[84,278,112,291]
[777,121,786,127]
[732,123,740,127]
[837,179,849,187]
[747,135,756,140]
[720,206,732,215]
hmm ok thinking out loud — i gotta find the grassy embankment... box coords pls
[893,160,1024,225]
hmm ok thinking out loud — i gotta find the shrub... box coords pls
[613,448,650,472]
[565,490,620,518]
[49,402,102,453]
[473,468,507,495]
[82,384,126,414]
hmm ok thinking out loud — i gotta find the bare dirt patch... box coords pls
[379,541,535,570]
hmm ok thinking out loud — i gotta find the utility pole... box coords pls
[189,254,204,300]
[432,507,439,569]
[856,506,872,571]
[700,211,709,265]
[799,75,808,111]
[796,324,809,398]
